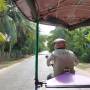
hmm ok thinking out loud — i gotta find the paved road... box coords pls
[0,51,90,90]
[0,56,35,90]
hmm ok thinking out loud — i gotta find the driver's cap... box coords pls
[54,38,65,43]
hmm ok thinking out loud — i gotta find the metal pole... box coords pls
[35,18,39,88]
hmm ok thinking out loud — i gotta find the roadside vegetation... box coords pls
[0,0,46,65]
[47,27,90,63]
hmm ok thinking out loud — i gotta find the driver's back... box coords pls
[51,49,78,76]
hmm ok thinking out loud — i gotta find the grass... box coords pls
[77,63,90,69]
[0,59,23,69]
[0,55,31,69]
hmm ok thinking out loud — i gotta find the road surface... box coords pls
[0,51,90,90]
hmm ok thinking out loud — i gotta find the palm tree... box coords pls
[0,0,35,58]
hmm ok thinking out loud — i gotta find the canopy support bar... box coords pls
[35,19,43,89]
[35,18,39,82]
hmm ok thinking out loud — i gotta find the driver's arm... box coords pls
[47,54,55,66]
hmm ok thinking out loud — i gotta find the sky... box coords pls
[39,24,56,35]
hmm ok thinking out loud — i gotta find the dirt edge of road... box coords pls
[0,55,32,70]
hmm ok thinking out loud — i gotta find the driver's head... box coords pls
[54,38,66,49]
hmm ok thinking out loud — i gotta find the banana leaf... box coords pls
[0,32,6,43]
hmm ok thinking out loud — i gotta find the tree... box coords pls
[39,35,47,51]
[47,27,67,52]
[47,27,90,63]
[0,0,36,59]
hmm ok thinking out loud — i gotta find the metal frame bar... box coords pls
[35,18,39,85]
[46,85,90,88]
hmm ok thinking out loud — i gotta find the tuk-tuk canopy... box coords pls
[14,0,90,30]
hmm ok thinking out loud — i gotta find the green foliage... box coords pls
[0,1,37,59]
[85,32,90,42]
[39,35,47,51]
[80,49,90,63]
[0,0,8,12]
[0,32,6,43]
[47,27,90,63]
[3,15,17,42]
[47,28,67,52]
